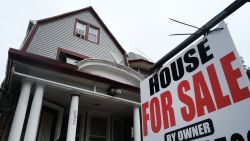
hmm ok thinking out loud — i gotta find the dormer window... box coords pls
[59,52,82,65]
[57,48,89,65]
[74,19,100,44]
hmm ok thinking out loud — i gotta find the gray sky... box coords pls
[0,0,249,80]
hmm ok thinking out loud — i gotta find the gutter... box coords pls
[12,66,140,106]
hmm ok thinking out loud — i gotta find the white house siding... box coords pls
[27,11,126,65]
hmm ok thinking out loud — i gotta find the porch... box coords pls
[8,74,141,141]
[2,54,143,141]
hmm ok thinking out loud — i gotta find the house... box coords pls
[0,7,153,141]
[127,52,154,77]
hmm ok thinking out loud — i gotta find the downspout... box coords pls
[11,66,140,106]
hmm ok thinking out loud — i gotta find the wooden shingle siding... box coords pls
[27,11,125,65]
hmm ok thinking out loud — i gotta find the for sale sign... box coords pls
[140,22,250,141]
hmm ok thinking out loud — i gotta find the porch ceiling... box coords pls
[10,58,140,118]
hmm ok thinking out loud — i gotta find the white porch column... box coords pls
[66,95,79,141]
[133,106,141,141]
[24,84,44,141]
[8,80,33,141]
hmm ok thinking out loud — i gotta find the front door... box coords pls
[87,116,109,141]
[37,106,58,141]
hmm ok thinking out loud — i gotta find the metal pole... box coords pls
[150,0,248,73]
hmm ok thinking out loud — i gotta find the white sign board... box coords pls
[140,22,250,141]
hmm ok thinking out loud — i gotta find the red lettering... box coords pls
[178,80,196,122]
[150,97,162,133]
[220,52,250,103]
[142,102,149,136]
[193,71,216,117]
[160,91,176,129]
[207,64,231,109]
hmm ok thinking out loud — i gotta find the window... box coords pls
[75,22,86,38]
[57,48,89,65]
[74,19,100,44]
[59,53,81,65]
[65,56,80,65]
[88,26,99,43]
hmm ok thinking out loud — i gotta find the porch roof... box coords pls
[8,48,140,93]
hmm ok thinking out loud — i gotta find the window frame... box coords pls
[57,48,89,65]
[75,22,87,39]
[73,18,100,44]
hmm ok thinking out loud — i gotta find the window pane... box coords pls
[66,57,78,65]
[76,22,86,38]
[88,26,99,43]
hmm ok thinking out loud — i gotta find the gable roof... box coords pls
[128,52,153,64]
[21,6,128,65]
[128,52,148,61]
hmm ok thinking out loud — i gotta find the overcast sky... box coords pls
[0,0,249,80]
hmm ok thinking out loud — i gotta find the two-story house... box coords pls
[0,7,153,141]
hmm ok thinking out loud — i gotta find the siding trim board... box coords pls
[9,48,139,93]
[21,24,39,52]
[21,6,128,66]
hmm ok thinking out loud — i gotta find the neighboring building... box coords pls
[128,52,154,77]
[0,7,152,141]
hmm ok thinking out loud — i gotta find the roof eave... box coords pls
[9,48,139,93]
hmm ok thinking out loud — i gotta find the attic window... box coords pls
[75,22,86,38]
[88,26,99,43]
[74,19,100,44]
[59,53,82,65]
[57,48,89,65]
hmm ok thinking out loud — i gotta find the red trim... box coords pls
[9,48,139,93]
[56,48,89,60]
[21,24,39,52]
[96,25,101,45]
[37,7,92,25]
[36,6,126,55]
[124,55,129,66]
[85,21,90,41]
